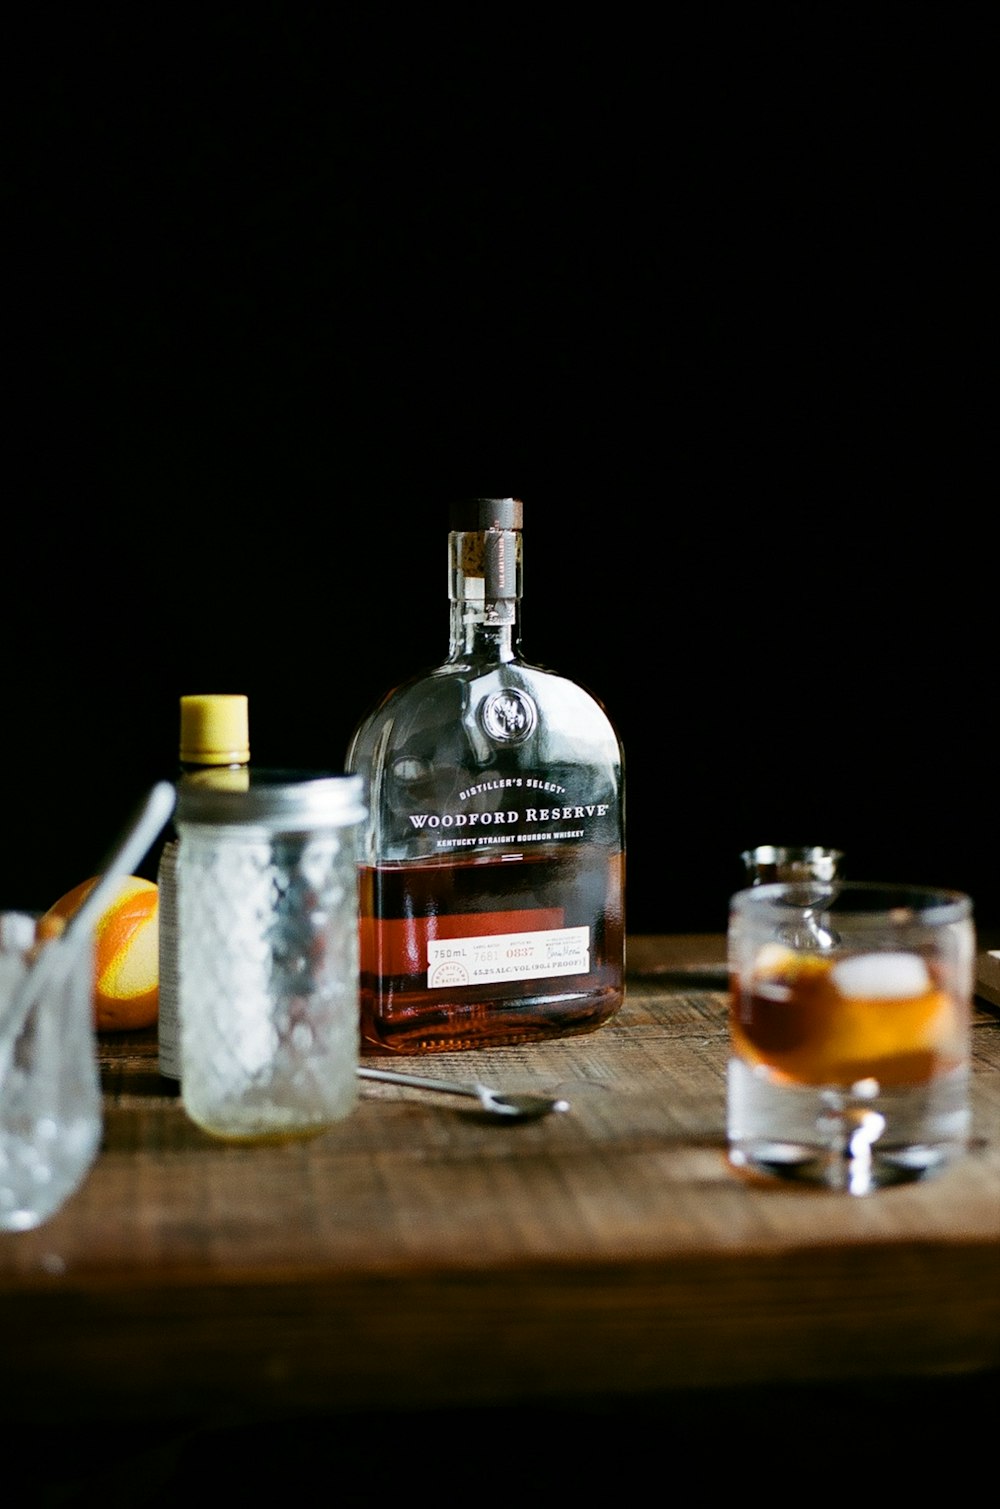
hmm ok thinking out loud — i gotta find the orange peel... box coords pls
[41,875,159,1032]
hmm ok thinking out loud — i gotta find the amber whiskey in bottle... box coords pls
[345,497,625,1054]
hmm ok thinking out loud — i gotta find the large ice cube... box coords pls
[832,951,931,999]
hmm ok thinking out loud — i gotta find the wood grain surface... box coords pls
[1,935,998,1431]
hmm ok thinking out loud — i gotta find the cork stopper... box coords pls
[179,694,250,766]
[449,498,523,532]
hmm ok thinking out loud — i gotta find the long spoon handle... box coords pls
[357,1066,484,1100]
[61,782,177,952]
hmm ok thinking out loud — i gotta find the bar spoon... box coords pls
[357,1065,570,1121]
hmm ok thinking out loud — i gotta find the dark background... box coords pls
[5,13,996,938]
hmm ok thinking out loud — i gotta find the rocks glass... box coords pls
[0,912,102,1231]
[727,882,974,1194]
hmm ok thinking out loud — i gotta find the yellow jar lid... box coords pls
[179,694,250,765]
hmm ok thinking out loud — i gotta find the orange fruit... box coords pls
[41,875,159,1032]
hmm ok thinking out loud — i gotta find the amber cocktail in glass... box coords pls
[727,882,973,1193]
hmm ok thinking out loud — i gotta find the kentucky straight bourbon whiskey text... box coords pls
[346,497,625,1053]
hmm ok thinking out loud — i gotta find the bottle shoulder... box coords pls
[348,655,620,731]
[346,656,623,772]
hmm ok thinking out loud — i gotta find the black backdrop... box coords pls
[6,16,996,936]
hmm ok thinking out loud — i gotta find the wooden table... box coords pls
[2,934,998,1469]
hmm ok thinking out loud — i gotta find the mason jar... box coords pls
[176,770,366,1143]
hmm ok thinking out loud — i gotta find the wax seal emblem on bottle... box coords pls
[480,688,537,743]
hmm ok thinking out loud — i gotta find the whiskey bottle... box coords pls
[345,497,625,1054]
[157,693,250,1083]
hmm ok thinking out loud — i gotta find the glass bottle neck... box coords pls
[449,596,521,661]
[448,526,523,663]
